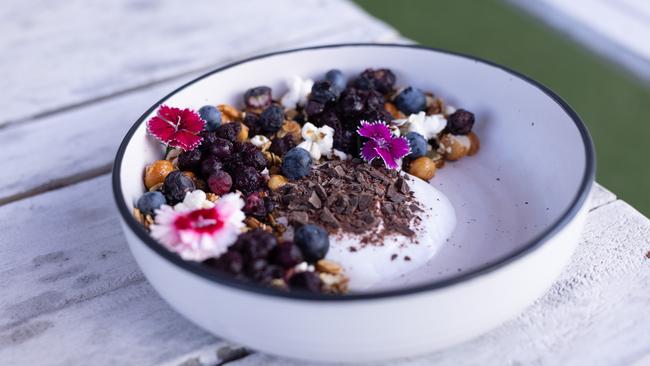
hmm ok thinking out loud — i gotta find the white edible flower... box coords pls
[397,111,447,140]
[281,76,314,109]
[249,135,270,149]
[173,190,215,212]
[260,167,270,179]
[297,122,334,161]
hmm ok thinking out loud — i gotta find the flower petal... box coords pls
[170,130,203,150]
[158,105,182,123]
[388,135,411,160]
[360,140,380,163]
[373,145,399,170]
[147,116,177,143]
[179,108,205,133]
[358,121,392,140]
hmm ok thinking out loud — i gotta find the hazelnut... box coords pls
[237,122,249,142]
[384,102,405,119]
[144,160,174,189]
[468,132,480,156]
[408,156,436,181]
[217,104,242,122]
[268,174,288,190]
[439,134,471,161]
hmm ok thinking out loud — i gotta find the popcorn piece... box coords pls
[250,135,271,151]
[297,122,334,161]
[281,76,314,109]
[173,190,215,212]
[396,111,447,140]
[327,148,350,161]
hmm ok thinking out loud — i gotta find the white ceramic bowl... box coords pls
[112,44,594,362]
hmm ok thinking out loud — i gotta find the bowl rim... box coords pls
[112,43,595,301]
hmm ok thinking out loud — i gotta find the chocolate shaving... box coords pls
[271,160,422,247]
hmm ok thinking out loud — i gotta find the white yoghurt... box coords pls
[325,174,456,291]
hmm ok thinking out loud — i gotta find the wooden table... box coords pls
[1,1,649,365]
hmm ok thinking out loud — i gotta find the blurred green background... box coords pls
[355,0,650,215]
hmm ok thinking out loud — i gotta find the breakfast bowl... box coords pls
[112,43,594,362]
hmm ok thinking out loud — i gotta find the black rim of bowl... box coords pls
[112,43,595,301]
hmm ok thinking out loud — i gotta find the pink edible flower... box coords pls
[150,193,245,261]
[358,121,410,170]
[146,105,205,150]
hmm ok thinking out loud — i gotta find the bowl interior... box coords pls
[117,44,591,292]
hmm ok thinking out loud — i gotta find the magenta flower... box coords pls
[358,121,410,169]
[147,105,205,150]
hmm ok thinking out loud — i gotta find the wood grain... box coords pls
[0,0,395,126]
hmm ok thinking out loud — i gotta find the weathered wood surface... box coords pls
[0,0,396,126]
[0,2,400,204]
[1,0,649,365]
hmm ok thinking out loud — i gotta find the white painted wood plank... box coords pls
[0,176,226,366]
[229,200,650,366]
[0,20,397,204]
[0,0,394,126]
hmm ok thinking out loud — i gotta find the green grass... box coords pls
[355,0,650,215]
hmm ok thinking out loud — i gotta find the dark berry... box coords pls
[281,147,312,180]
[234,229,278,260]
[233,166,263,193]
[206,137,234,160]
[310,81,338,104]
[136,191,166,215]
[354,68,396,94]
[162,171,195,204]
[243,86,272,110]
[405,132,428,158]
[304,100,325,117]
[288,271,322,292]
[394,86,426,115]
[269,135,296,156]
[363,89,385,112]
[243,192,267,217]
[198,105,222,131]
[200,157,223,178]
[339,88,364,116]
[243,113,264,136]
[294,224,329,263]
[177,148,202,172]
[236,142,267,171]
[207,170,232,195]
[199,131,219,151]
[216,122,241,142]
[324,69,346,93]
[255,264,284,284]
[363,108,392,124]
[210,250,244,275]
[259,105,284,133]
[447,109,475,135]
[270,242,303,269]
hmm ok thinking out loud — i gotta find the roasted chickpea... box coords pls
[408,156,436,181]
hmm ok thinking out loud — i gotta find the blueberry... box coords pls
[244,86,272,110]
[178,148,202,172]
[198,105,222,131]
[405,132,428,158]
[447,109,475,135]
[324,69,346,93]
[259,105,284,133]
[394,86,426,115]
[310,81,338,104]
[243,113,264,136]
[162,171,195,204]
[136,191,166,215]
[281,147,312,179]
[206,137,233,160]
[288,271,322,292]
[294,224,329,263]
[207,170,232,195]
